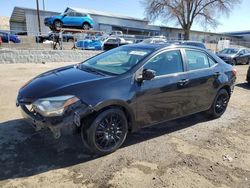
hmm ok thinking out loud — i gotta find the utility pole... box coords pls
[43,0,45,10]
[36,0,41,34]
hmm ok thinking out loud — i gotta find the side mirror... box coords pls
[137,69,156,82]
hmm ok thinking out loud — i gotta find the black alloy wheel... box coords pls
[82,23,90,30]
[214,94,228,115]
[207,89,229,118]
[82,108,128,155]
[54,20,63,29]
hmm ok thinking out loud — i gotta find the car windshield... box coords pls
[80,46,153,75]
[220,48,239,54]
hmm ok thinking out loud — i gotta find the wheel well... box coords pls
[83,21,90,25]
[220,85,231,97]
[81,105,133,132]
[82,22,91,26]
[53,19,62,24]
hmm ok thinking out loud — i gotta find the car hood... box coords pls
[18,65,109,103]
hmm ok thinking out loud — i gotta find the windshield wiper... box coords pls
[78,65,107,76]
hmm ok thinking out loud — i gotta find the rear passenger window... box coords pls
[186,50,209,71]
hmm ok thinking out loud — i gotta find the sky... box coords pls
[0,0,249,33]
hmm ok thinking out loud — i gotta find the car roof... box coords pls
[125,43,208,51]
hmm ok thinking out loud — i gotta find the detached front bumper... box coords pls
[19,104,93,139]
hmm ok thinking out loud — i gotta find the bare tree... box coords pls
[144,0,241,40]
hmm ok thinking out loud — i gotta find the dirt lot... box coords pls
[0,63,250,188]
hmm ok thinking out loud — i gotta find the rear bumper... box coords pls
[20,104,93,138]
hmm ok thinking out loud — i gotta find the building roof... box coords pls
[10,7,59,22]
[65,7,148,22]
[224,31,250,36]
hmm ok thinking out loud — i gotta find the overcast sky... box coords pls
[0,0,249,32]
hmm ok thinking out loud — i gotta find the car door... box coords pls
[236,50,245,64]
[62,12,75,26]
[74,12,84,27]
[244,49,250,64]
[183,49,220,114]
[241,49,250,64]
[135,49,190,127]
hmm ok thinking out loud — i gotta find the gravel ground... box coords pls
[0,62,249,188]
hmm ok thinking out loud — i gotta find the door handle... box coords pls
[213,72,221,77]
[178,79,189,87]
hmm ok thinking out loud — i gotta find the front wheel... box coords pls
[82,109,128,155]
[232,59,237,66]
[53,20,63,30]
[206,89,229,119]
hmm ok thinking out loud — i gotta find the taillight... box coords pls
[232,68,237,76]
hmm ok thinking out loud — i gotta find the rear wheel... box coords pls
[206,89,229,118]
[82,108,128,155]
[82,23,91,30]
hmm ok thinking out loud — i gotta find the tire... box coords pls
[53,20,63,30]
[82,108,128,155]
[232,59,237,66]
[206,89,230,119]
[67,38,74,43]
[82,23,91,30]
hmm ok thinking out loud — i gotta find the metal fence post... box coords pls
[8,33,10,48]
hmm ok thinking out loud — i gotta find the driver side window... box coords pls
[144,50,184,76]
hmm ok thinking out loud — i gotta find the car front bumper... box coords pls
[20,104,93,139]
[44,18,53,26]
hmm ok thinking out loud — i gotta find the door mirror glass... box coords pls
[137,69,156,82]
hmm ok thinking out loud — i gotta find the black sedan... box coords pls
[103,37,132,51]
[217,48,250,65]
[17,44,236,155]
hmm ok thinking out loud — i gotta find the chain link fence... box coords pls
[1,29,250,52]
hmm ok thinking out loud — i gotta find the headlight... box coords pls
[32,95,80,117]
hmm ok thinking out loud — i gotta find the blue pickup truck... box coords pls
[44,11,94,30]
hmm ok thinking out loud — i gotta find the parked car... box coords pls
[35,32,74,43]
[0,37,2,45]
[44,11,94,31]
[17,44,236,155]
[141,37,167,44]
[216,48,250,65]
[181,41,207,49]
[110,31,123,36]
[75,36,104,50]
[103,37,132,50]
[0,32,21,43]
[247,64,250,84]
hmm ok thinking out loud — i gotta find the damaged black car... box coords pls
[17,44,236,155]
